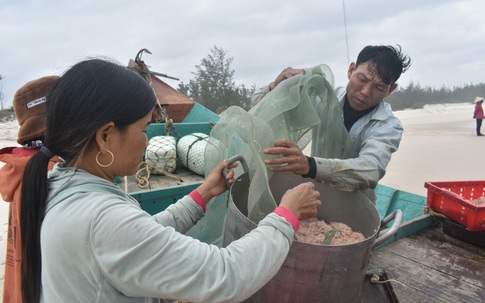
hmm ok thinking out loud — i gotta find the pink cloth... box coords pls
[189,190,206,213]
[474,102,484,119]
[274,206,299,232]
[188,190,299,231]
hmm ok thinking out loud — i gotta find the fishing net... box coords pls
[145,136,177,174]
[186,64,357,246]
[177,133,209,176]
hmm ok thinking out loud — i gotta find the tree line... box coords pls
[1,47,483,116]
[386,82,485,111]
[178,45,485,114]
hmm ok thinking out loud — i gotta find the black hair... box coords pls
[356,45,411,85]
[20,58,157,303]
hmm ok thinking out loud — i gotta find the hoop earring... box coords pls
[96,150,115,167]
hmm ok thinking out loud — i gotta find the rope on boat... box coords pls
[423,206,449,219]
[370,274,406,287]
[164,118,183,139]
[135,161,182,189]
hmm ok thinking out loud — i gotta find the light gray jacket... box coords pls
[314,88,402,201]
[251,84,403,202]
[40,165,294,303]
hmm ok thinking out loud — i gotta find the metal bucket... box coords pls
[223,155,402,303]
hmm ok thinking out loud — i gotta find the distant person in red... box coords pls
[0,76,60,303]
[473,96,484,136]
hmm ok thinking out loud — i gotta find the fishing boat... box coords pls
[118,118,484,303]
[120,51,484,303]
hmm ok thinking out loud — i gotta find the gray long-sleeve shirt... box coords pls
[251,83,403,202]
[314,93,402,201]
[41,165,294,303]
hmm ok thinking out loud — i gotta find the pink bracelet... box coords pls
[274,206,299,232]
[189,190,206,213]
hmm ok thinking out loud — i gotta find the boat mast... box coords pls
[342,0,350,66]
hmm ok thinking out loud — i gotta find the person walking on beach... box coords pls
[251,45,411,202]
[0,76,60,303]
[473,96,484,136]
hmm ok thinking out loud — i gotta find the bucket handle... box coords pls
[224,155,250,189]
[371,209,403,249]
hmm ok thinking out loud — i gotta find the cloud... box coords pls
[1,0,484,107]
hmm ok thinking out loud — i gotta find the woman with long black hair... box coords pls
[20,58,320,303]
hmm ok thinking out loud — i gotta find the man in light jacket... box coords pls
[251,45,411,202]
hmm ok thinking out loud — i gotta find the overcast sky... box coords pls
[1,0,484,107]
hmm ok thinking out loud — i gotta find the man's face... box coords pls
[345,62,397,111]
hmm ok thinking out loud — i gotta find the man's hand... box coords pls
[270,67,305,90]
[263,139,310,175]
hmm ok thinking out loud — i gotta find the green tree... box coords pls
[178,46,255,113]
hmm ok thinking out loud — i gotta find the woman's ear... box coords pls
[95,122,116,152]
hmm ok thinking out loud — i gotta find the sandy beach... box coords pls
[380,102,483,196]
[0,102,482,298]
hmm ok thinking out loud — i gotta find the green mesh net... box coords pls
[186,64,357,246]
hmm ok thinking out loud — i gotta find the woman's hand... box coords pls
[195,159,236,202]
[263,139,310,175]
[279,182,321,220]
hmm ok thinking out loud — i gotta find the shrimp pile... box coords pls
[470,196,485,206]
[296,217,365,245]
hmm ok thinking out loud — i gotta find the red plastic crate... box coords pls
[424,180,485,232]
